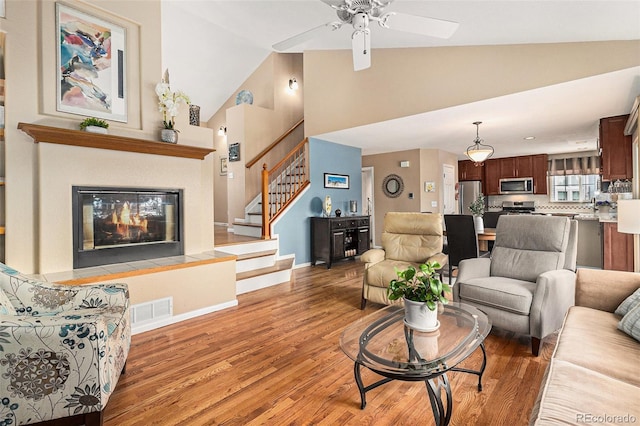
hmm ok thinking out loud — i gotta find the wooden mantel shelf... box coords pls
[18,122,214,160]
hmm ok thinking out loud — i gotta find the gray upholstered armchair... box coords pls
[360,212,448,309]
[454,215,578,356]
[0,262,130,425]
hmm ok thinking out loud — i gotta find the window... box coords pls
[550,174,600,202]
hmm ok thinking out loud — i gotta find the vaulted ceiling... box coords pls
[161,1,640,158]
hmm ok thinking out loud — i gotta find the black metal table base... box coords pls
[353,342,487,426]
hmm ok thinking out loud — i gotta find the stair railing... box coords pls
[261,138,310,238]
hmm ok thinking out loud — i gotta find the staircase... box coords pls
[217,238,294,294]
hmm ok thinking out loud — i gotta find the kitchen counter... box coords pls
[573,213,617,223]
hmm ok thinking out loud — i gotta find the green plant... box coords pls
[387,262,450,311]
[79,117,109,130]
[468,194,485,217]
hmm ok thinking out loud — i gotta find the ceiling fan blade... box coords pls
[272,22,342,51]
[381,12,459,39]
[320,0,347,8]
[352,29,371,71]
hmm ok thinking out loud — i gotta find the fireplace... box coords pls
[72,186,184,268]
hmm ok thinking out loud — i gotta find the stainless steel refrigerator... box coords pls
[458,181,483,215]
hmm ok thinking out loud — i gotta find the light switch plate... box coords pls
[431,201,438,207]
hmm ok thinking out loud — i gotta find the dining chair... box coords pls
[443,214,489,282]
[482,211,508,251]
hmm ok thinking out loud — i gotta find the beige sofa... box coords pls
[530,268,640,425]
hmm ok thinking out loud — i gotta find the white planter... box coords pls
[404,298,439,332]
[84,126,108,134]
[474,215,484,234]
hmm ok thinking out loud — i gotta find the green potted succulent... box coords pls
[388,261,451,331]
[79,117,109,134]
[468,194,486,233]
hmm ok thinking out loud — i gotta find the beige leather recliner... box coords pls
[360,212,448,309]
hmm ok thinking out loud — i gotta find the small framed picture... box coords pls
[229,143,240,162]
[324,173,349,189]
[220,157,227,176]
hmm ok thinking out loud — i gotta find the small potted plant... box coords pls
[388,261,451,331]
[79,117,109,134]
[155,80,190,143]
[468,194,486,233]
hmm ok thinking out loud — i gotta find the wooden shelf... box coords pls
[18,122,214,160]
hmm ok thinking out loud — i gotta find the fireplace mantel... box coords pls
[18,122,214,160]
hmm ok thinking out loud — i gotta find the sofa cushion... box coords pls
[0,287,16,315]
[531,359,640,425]
[615,287,640,316]
[365,260,422,289]
[457,276,536,315]
[381,212,443,262]
[554,306,640,387]
[618,304,640,342]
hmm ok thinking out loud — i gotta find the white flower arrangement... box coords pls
[155,82,190,130]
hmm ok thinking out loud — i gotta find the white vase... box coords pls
[84,126,108,134]
[160,129,178,144]
[474,215,484,234]
[403,298,439,332]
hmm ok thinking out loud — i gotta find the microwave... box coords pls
[499,177,534,194]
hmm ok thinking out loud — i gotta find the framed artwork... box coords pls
[0,0,5,18]
[229,143,240,162]
[424,181,436,192]
[324,173,349,189]
[56,3,127,122]
[220,157,228,176]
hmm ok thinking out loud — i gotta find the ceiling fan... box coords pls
[272,0,459,71]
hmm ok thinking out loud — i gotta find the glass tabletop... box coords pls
[340,303,491,378]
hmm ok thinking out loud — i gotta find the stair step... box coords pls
[233,221,261,228]
[247,212,261,216]
[235,249,277,262]
[236,258,293,281]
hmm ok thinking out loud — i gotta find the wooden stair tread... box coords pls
[236,258,294,281]
[235,249,277,261]
[233,222,262,228]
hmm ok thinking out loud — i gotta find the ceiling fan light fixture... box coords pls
[465,121,494,164]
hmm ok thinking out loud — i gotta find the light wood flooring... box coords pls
[214,224,260,246]
[104,260,555,425]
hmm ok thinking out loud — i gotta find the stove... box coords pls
[501,201,536,214]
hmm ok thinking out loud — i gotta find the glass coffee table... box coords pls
[340,303,491,426]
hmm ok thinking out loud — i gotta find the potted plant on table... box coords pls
[79,117,109,134]
[468,194,486,233]
[388,261,451,332]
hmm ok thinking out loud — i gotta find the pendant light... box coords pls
[466,121,494,165]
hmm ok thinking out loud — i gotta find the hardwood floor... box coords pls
[105,260,555,425]
[214,224,261,246]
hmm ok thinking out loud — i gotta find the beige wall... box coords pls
[304,41,640,136]
[207,53,304,225]
[0,1,234,315]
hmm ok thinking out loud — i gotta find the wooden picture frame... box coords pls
[56,3,127,122]
[324,173,349,189]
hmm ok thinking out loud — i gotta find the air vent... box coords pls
[130,297,173,325]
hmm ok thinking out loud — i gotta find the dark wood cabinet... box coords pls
[311,216,370,269]
[483,159,501,195]
[603,222,634,272]
[600,115,632,181]
[458,160,484,181]
[480,154,547,195]
[531,154,548,194]
[499,157,517,178]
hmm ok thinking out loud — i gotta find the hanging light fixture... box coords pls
[465,121,494,165]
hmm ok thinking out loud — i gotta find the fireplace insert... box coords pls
[72,186,184,268]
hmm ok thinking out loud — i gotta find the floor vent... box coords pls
[131,297,173,326]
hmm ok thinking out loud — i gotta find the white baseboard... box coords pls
[131,300,238,335]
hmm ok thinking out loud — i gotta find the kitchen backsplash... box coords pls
[487,194,597,214]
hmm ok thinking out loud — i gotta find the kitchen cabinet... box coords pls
[600,115,632,181]
[532,154,548,194]
[311,216,370,269]
[484,159,501,195]
[458,160,484,181]
[603,222,634,272]
[499,157,517,178]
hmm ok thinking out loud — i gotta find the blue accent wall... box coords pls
[273,138,362,265]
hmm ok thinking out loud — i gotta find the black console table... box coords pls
[311,216,370,269]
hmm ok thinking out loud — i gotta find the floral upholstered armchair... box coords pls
[0,263,130,426]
